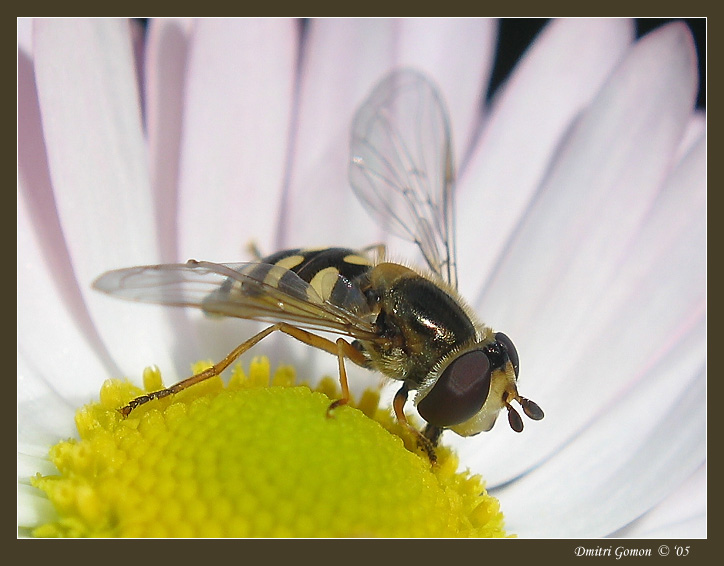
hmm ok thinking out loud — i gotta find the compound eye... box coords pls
[495,332,519,378]
[417,351,491,427]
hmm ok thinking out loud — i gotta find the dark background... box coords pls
[491,18,706,110]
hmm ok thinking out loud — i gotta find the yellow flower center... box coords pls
[31,357,508,537]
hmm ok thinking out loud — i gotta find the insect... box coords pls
[93,69,543,461]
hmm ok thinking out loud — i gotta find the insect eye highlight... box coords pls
[417,351,491,427]
[495,332,519,378]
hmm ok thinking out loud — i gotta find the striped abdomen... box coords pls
[250,247,374,309]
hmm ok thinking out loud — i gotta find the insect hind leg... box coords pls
[118,324,281,416]
[118,323,369,417]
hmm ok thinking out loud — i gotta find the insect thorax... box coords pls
[363,262,478,386]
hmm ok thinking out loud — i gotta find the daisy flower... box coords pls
[18,18,705,537]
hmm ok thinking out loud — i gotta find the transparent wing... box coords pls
[92,260,379,341]
[349,69,458,288]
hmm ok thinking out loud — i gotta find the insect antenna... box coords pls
[520,397,544,421]
[505,403,524,433]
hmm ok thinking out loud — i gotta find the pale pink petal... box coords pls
[390,18,498,264]
[448,23,701,486]
[285,19,497,254]
[457,18,635,297]
[18,17,33,55]
[495,340,704,537]
[17,350,76,533]
[18,193,109,398]
[19,41,107,534]
[676,110,705,160]
[491,140,706,534]
[611,464,706,538]
[164,19,299,369]
[18,39,119,382]
[281,19,397,250]
[145,18,193,263]
[18,481,56,533]
[129,19,147,102]
[177,18,297,263]
[480,127,705,529]
[17,352,77,450]
[274,20,415,383]
[396,18,496,162]
[33,19,177,378]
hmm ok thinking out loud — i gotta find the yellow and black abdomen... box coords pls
[258,247,374,307]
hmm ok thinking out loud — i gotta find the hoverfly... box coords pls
[93,69,543,461]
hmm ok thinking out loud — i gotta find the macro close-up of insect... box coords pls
[92,69,544,461]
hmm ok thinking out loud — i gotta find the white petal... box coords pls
[18,17,33,55]
[677,110,705,160]
[282,19,398,250]
[285,19,496,253]
[452,22,705,483]
[475,22,698,315]
[165,19,298,368]
[478,130,705,535]
[33,19,176,378]
[464,19,698,450]
[278,20,418,381]
[18,348,78,533]
[17,352,77,448]
[494,340,704,537]
[464,113,704,489]
[18,483,57,534]
[610,464,706,538]
[487,154,706,534]
[177,18,297,263]
[18,42,103,533]
[18,351,74,534]
[18,190,109,397]
[135,18,210,373]
[18,41,118,385]
[144,18,193,263]
[396,18,496,162]
[457,18,635,298]
[391,18,498,264]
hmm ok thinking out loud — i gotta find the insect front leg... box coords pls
[393,384,438,465]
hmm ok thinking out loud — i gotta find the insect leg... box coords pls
[272,326,367,415]
[119,322,369,418]
[118,324,282,416]
[361,243,387,262]
[323,338,371,416]
[393,384,437,465]
[423,424,444,447]
[246,241,263,260]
